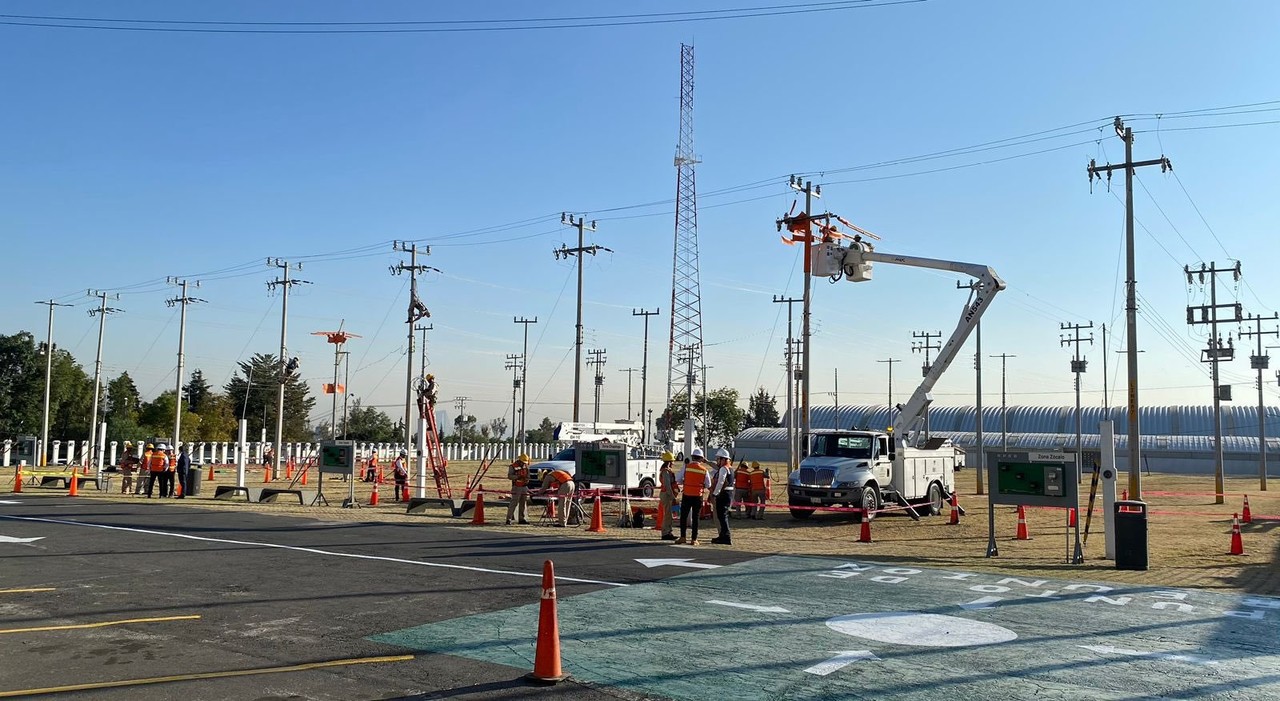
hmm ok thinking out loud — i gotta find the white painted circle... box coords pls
[826,612,1017,648]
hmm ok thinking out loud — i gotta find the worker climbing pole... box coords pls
[417,373,451,498]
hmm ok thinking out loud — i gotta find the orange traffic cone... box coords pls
[175,478,183,498]
[1243,495,1253,524]
[1121,489,1128,501]
[264,466,272,483]
[401,484,409,502]
[471,490,487,525]
[652,502,664,531]
[376,464,385,484]
[207,464,215,481]
[587,495,606,533]
[285,461,293,480]
[545,496,557,520]
[1068,507,1077,528]
[300,467,308,485]
[1229,513,1244,555]
[1015,505,1031,540]
[947,492,960,525]
[13,465,22,494]
[68,472,79,497]
[526,560,569,684]
[369,481,380,506]
[859,517,872,543]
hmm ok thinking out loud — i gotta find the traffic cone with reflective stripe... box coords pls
[68,472,78,497]
[526,560,569,684]
[13,465,22,494]
[369,481,379,506]
[1243,495,1253,524]
[947,492,959,525]
[1068,507,1077,528]
[859,516,872,543]
[285,460,293,480]
[652,502,664,531]
[587,495,606,533]
[1015,505,1031,540]
[470,489,487,525]
[1229,513,1244,555]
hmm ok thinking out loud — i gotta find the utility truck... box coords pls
[786,236,1005,521]
[530,441,664,497]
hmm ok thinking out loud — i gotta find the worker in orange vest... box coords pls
[747,461,768,519]
[676,448,711,545]
[658,452,680,540]
[145,443,170,498]
[364,452,379,482]
[732,460,750,517]
[506,454,532,525]
[540,468,576,527]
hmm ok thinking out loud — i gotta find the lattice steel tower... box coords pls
[666,43,704,423]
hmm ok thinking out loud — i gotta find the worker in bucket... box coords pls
[709,448,735,545]
[540,467,576,528]
[506,454,532,525]
[675,448,711,545]
[658,452,680,541]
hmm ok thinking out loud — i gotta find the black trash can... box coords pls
[1114,500,1148,570]
[184,466,202,497]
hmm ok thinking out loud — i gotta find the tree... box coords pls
[524,416,556,443]
[183,369,212,414]
[745,388,780,429]
[104,372,143,443]
[223,352,316,442]
[660,387,745,448]
[194,393,238,442]
[344,401,399,443]
[487,417,508,440]
[138,390,202,442]
[47,344,94,442]
[0,332,45,438]
[450,413,480,442]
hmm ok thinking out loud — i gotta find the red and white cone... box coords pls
[527,560,569,684]
[947,492,960,525]
[859,516,872,543]
[369,482,379,507]
[1015,505,1031,540]
[1229,513,1244,556]
[1242,495,1253,524]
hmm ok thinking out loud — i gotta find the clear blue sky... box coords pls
[4,0,1279,434]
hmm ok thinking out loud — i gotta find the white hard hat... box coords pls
[157,443,169,451]
[690,448,704,459]
[715,448,731,459]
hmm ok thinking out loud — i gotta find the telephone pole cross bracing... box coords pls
[632,308,659,444]
[557,214,609,422]
[87,290,122,475]
[266,258,311,479]
[912,330,942,439]
[1185,261,1244,504]
[586,348,607,423]
[1060,321,1094,484]
[166,277,205,449]
[1087,117,1172,500]
[513,316,537,447]
[1239,312,1278,492]
[391,242,438,461]
[35,300,73,467]
[774,295,803,470]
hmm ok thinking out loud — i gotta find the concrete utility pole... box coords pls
[911,330,942,440]
[586,348,607,424]
[1060,321,1094,483]
[391,242,438,461]
[1088,118,1172,500]
[960,280,987,494]
[1185,262,1244,504]
[788,338,803,463]
[832,368,840,427]
[1239,312,1278,492]
[876,357,900,425]
[266,259,310,479]
[86,291,121,473]
[557,214,608,422]
[619,368,639,421]
[632,308,658,444]
[166,278,205,448]
[339,351,351,439]
[505,354,522,460]
[989,353,1017,450]
[513,316,537,446]
[35,300,73,467]
[774,295,803,470]
[790,177,821,458]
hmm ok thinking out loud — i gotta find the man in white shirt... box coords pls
[709,448,734,545]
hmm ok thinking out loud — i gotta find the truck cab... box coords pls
[788,430,891,520]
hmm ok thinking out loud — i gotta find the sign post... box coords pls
[987,451,1083,564]
[319,440,358,508]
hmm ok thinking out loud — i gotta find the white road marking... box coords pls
[1078,644,1219,665]
[827,612,1018,647]
[0,501,23,505]
[960,596,1004,610]
[706,600,790,613]
[634,558,721,570]
[0,514,627,587]
[0,535,44,544]
[804,650,880,675]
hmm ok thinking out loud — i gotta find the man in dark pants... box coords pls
[175,446,190,499]
[709,448,734,545]
[676,448,711,545]
[146,444,170,498]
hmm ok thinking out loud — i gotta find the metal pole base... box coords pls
[986,536,999,558]
[342,498,361,509]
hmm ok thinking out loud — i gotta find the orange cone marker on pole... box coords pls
[1015,505,1031,540]
[526,559,569,684]
[1242,495,1253,524]
[1229,513,1244,555]
[470,490,487,525]
[947,492,960,525]
[369,481,379,506]
[13,465,22,494]
[859,515,872,543]
[587,495,606,533]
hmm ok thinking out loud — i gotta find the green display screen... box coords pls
[997,462,1064,497]
[320,442,355,471]
[577,447,623,479]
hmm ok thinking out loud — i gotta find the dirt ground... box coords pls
[19,461,1280,597]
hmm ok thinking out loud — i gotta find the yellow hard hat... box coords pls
[517,454,530,464]
[751,461,760,469]
[426,373,435,380]
[145,443,154,449]
[660,451,676,462]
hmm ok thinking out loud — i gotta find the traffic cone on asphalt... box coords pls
[68,473,78,497]
[1015,505,1031,540]
[1230,513,1244,555]
[1243,495,1253,524]
[652,503,664,531]
[13,465,22,494]
[526,560,569,684]
[471,490,487,525]
[369,481,380,507]
[859,517,872,543]
[587,495,606,533]
[947,492,960,525]
[1068,508,1077,528]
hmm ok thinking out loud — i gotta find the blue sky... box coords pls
[4,0,1280,433]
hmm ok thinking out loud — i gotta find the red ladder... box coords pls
[423,404,451,498]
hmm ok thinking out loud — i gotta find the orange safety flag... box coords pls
[323,383,347,394]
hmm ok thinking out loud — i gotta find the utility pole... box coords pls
[1088,118,1172,500]
[340,351,351,439]
[1060,322,1094,484]
[418,324,433,380]
[989,353,1017,450]
[513,316,537,446]
[774,295,803,470]
[505,354,522,460]
[391,242,437,461]
[1239,312,1278,492]
[876,358,900,423]
[619,368,639,421]
[451,396,470,439]
[586,348,607,424]
[788,338,803,462]
[35,300,72,467]
[911,330,942,439]
[632,308,658,444]
[557,214,608,422]
[960,280,986,494]
[790,176,821,458]
[86,291,122,475]
[1185,262,1244,504]
[266,259,310,479]
[166,278,205,448]
[832,368,840,426]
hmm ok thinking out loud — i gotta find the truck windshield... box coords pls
[812,435,874,459]
[551,448,576,461]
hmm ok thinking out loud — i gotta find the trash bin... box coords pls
[1114,500,1148,570]
[184,466,202,497]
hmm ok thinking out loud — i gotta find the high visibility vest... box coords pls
[734,470,750,490]
[511,466,529,487]
[681,463,709,498]
[749,470,767,491]
[549,469,573,487]
[147,452,168,473]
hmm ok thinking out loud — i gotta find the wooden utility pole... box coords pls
[557,214,607,422]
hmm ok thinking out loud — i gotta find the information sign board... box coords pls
[319,440,357,475]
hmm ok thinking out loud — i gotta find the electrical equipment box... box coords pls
[988,451,1077,507]
[812,241,846,278]
[575,443,627,484]
[318,440,357,475]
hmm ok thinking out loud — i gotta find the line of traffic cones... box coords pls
[471,490,487,525]
[1015,505,1030,540]
[526,559,568,684]
[12,465,22,494]
[1242,495,1252,524]
[1230,513,1245,555]
[947,491,960,525]
[587,496,606,533]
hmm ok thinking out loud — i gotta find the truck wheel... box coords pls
[788,497,814,520]
[637,478,655,499]
[852,487,878,523]
[926,482,944,516]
